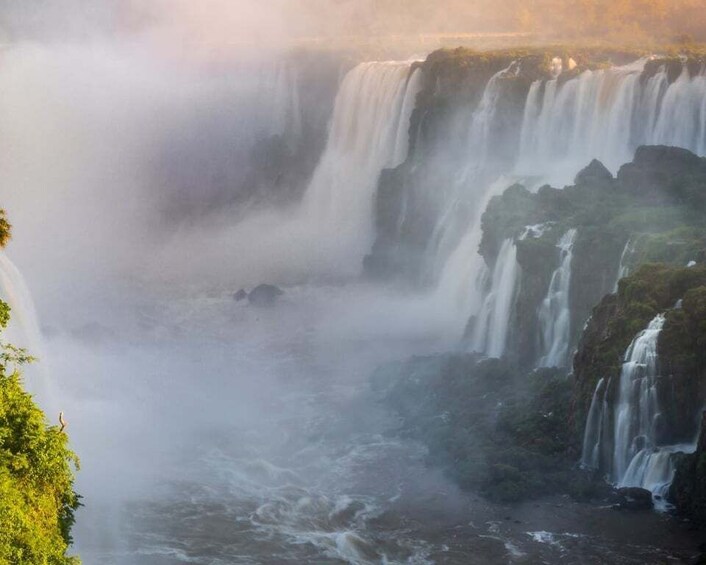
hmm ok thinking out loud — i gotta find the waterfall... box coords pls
[612,314,666,483]
[537,229,578,367]
[0,252,52,412]
[613,238,635,292]
[517,59,706,181]
[423,64,520,282]
[581,377,612,470]
[432,175,517,340]
[299,62,422,273]
[468,238,520,358]
[580,313,698,501]
[257,62,303,147]
[431,58,706,346]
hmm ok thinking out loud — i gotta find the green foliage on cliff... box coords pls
[0,214,80,564]
[573,263,706,440]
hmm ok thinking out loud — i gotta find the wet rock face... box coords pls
[671,413,706,524]
[612,487,654,511]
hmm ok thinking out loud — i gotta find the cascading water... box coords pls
[432,175,516,341]
[517,59,706,180]
[423,64,519,282]
[612,314,666,485]
[432,57,706,348]
[581,377,612,471]
[581,313,699,503]
[537,229,578,367]
[0,252,52,412]
[298,62,422,273]
[468,238,520,358]
[614,238,635,292]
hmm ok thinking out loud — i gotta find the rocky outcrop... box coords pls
[573,264,706,438]
[671,412,706,524]
[247,284,284,307]
[469,149,706,368]
[375,354,605,503]
[613,487,654,511]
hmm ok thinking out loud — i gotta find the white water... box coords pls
[614,238,635,292]
[609,313,697,502]
[580,314,683,497]
[581,377,611,471]
[298,62,422,271]
[517,59,706,181]
[469,238,520,358]
[433,58,706,351]
[432,175,517,342]
[537,229,578,368]
[613,314,666,484]
[157,60,423,286]
[0,251,53,413]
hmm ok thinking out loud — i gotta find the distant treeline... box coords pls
[292,0,706,43]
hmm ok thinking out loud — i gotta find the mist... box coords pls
[0,1,705,563]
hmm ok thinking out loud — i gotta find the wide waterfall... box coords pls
[537,229,578,368]
[432,57,706,349]
[289,61,422,277]
[517,59,706,179]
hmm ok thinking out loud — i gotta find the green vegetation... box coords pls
[0,218,80,564]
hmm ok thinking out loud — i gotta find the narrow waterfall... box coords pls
[517,60,706,180]
[613,238,635,292]
[581,377,612,470]
[468,238,521,358]
[300,62,422,272]
[0,252,51,411]
[537,229,578,367]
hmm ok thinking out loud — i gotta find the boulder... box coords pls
[613,487,654,510]
[247,284,284,307]
[574,159,613,185]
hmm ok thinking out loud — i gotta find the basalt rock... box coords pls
[247,284,284,307]
[612,487,654,511]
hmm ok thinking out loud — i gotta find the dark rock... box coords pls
[248,284,284,307]
[670,412,706,524]
[233,289,248,302]
[614,487,654,510]
[574,159,613,185]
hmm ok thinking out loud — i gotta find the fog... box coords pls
[0,5,464,562]
[1,1,705,563]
